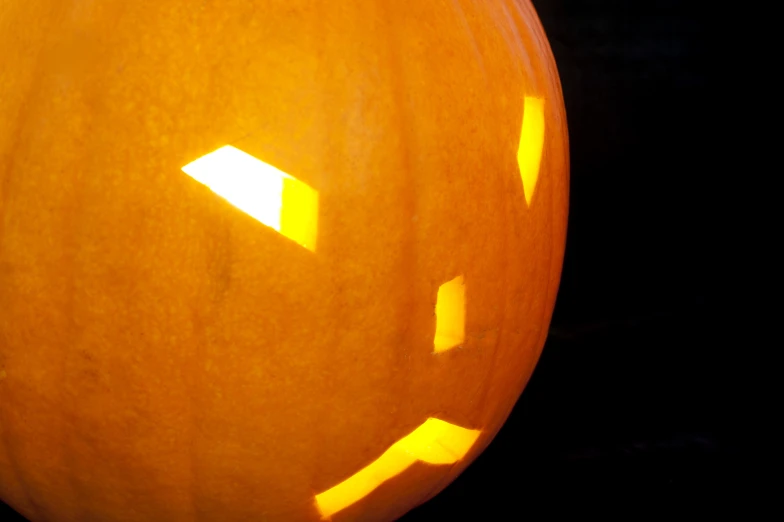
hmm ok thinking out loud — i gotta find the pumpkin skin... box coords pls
[0,0,568,520]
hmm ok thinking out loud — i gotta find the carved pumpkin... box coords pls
[0,0,568,520]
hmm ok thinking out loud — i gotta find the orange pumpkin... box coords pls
[0,0,568,520]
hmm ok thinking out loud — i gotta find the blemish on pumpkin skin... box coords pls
[0,370,7,381]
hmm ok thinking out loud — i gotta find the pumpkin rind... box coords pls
[0,1,568,520]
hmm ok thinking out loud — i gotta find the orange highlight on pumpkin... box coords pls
[314,418,480,518]
[433,275,466,353]
[517,96,545,206]
[182,145,318,251]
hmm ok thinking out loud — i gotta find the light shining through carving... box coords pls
[314,418,480,518]
[433,275,466,353]
[182,145,318,251]
[517,96,545,207]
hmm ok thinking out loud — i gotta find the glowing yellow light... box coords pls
[433,275,466,353]
[182,145,318,251]
[314,418,480,518]
[517,96,545,207]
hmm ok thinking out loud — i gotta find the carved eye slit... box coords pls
[518,96,545,207]
[182,145,319,252]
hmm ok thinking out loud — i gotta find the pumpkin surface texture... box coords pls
[0,0,568,520]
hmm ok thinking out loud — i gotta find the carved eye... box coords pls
[182,145,319,252]
[518,96,546,207]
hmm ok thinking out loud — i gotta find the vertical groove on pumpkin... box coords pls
[378,0,454,510]
[307,0,424,518]
[355,3,421,517]
[57,0,132,516]
[0,98,44,522]
[453,0,511,434]
[186,5,218,519]
[479,0,516,441]
[448,0,487,76]
[513,0,568,381]
[457,2,560,479]
[493,0,534,82]
[0,1,81,519]
[60,113,87,522]
[0,375,42,520]
[186,308,200,522]
[379,0,419,460]
[0,0,50,217]
[302,1,331,511]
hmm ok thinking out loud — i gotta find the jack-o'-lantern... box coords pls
[0,0,568,520]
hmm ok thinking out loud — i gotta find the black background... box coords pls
[3,0,741,520]
[403,0,741,517]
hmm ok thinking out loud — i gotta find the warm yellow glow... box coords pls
[434,275,466,353]
[314,418,480,518]
[517,96,545,207]
[182,145,318,251]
